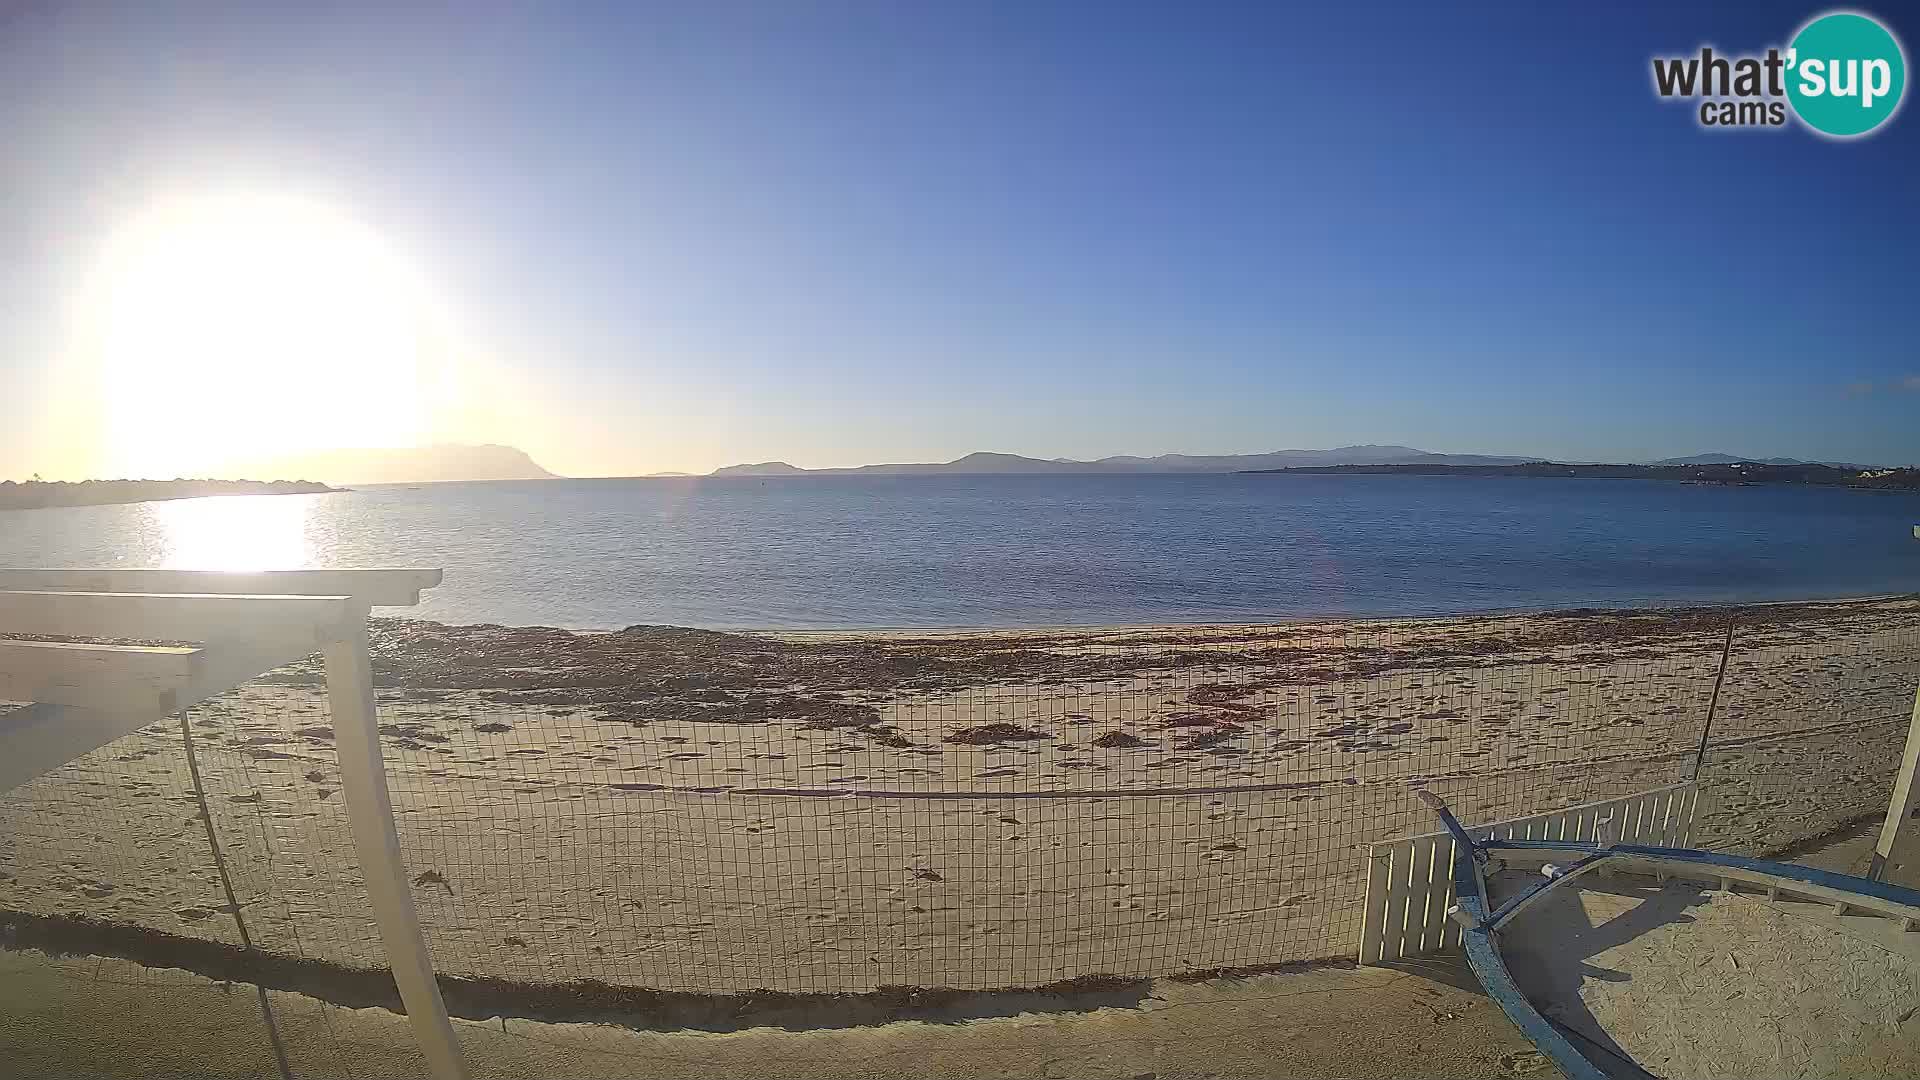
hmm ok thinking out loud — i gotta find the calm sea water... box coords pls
[4,474,1919,629]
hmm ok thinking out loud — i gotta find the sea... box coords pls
[4,473,1920,629]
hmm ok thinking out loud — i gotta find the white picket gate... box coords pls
[1357,783,1699,965]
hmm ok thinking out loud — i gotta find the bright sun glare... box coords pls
[89,193,441,478]
[148,488,315,571]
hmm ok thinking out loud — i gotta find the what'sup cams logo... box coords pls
[1652,10,1906,137]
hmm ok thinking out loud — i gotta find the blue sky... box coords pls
[2,1,1917,477]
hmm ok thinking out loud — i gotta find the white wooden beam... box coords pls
[0,702,167,793]
[0,632,330,794]
[0,640,202,712]
[0,591,361,644]
[1872,683,1920,887]
[0,569,439,608]
[324,616,466,1080]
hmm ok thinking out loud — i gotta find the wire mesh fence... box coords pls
[1,595,1916,1005]
[1691,602,1920,854]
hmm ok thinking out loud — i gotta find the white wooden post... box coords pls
[323,615,467,1080]
[1881,524,1920,885]
[1871,682,1920,886]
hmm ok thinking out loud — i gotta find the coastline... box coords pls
[410,588,1920,638]
[1242,461,1920,490]
[679,590,1920,639]
[0,479,342,513]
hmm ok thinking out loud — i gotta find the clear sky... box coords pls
[2,1,1917,479]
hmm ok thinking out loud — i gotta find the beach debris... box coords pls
[944,722,1050,745]
[1178,724,1245,750]
[412,869,455,895]
[1092,730,1148,749]
[378,721,450,748]
[473,721,514,734]
[910,867,945,882]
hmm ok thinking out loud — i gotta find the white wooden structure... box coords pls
[1357,783,1698,965]
[1870,525,1920,886]
[1872,659,1920,886]
[0,569,465,1080]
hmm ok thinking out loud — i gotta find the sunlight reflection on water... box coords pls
[150,495,314,571]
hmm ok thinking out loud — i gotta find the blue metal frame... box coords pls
[1416,791,1920,1080]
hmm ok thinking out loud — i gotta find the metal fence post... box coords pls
[1689,612,1737,781]
[324,615,467,1080]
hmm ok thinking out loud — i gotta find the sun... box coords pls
[86,192,442,479]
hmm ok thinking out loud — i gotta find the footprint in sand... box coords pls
[1498,1050,1554,1077]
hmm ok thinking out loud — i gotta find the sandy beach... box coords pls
[2,595,1916,997]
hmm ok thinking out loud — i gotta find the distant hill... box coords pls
[257,444,558,485]
[1246,461,1920,489]
[1648,453,1874,469]
[712,461,810,476]
[711,445,1539,476]
[1091,445,1538,471]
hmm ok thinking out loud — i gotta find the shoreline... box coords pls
[409,589,1920,638]
[0,481,343,513]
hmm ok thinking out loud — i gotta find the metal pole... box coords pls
[1690,614,1737,781]
[180,712,293,1080]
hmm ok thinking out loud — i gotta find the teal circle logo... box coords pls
[1787,12,1906,137]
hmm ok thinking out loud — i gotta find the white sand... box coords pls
[2,598,1915,994]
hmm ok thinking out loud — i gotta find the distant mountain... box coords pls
[1247,461,1920,490]
[713,461,810,476]
[711,445,1540,477]
[1648,453,1875,469]
[257,444,558,485]
[1089,445,1538,471]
